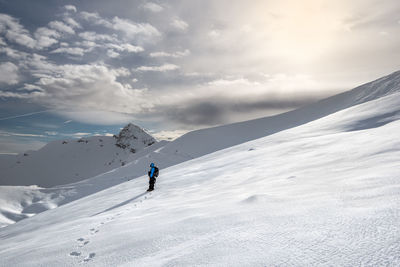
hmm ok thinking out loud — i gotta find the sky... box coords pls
[1,0,400,154]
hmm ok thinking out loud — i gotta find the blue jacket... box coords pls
[149,167,156,178]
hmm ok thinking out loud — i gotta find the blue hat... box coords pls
[150,163,154,167]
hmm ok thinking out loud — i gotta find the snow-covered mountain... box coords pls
[0,73,399,265]
[0,123,158,187]
[1,71,400,230]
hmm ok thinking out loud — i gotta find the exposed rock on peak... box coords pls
[115,123,157,152]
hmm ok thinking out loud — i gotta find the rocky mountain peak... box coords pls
[115,123,157,152]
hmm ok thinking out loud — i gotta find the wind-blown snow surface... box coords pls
[0,91,399,266]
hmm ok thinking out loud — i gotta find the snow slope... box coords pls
[0,123,158,187]
[0,140,168,228]
[0,89,399,265]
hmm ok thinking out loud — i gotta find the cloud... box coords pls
[170,17,189,31]
[0,90,42,99]
[72,132,91,136]
[0,13,36,48]
[5,1,393,133]
[34,27,60,49]
[106,43,144,53]
[64,5,77,13]
[78,31,116,42]
[22,84,44,91]
[135,63,180,72]
[0,110,49,121]
[0,46,29,59]
[107,49,120,58]
[0,62,19,85]
[207,78,260,87]
[63,17,81,29]
[150,49,190,58]
[146,73,337,127]
[48,20,75,34]
[0,130,45,138]
[80,11,112,27]
[111,17,161,40]
[163,102,226,126]
[159,97,319,127]
[18,63,152,118]
[50,47,87,56]
[151,129,187,141]
[45,131,58,136]
[57,109,136,125]
[0,37,6,46]
[80,12,160,42]
[142,2,164,13]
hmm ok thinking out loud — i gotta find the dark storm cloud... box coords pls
[159,95,322,127]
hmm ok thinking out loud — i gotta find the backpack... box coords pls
[153,167,159,177]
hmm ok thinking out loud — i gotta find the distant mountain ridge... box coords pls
[0,123,158,187]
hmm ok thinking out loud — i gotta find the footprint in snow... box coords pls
[83,252,96,262]
[90,228,99,235]
[76,237,90,247]
[69,251,81,257]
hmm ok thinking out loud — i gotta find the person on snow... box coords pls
[147,163,159,191]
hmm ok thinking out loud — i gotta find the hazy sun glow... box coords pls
[257,1,350,63]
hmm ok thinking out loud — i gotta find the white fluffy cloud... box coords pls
[0,46,29,59]
[79,31,116,42]
[0,13,36,48]
[63,17,81,29]
[48,20,75,34]
[142,2,164,13]
[107,49,120,58]
[80,11,112,27]
[50,47,87,56]
[170,18,189,31]
[25,63,151,115]
[64,5,77,13]
[0,62,19,85]
[111,17,160,39]
[34,27,60,49]
[80,12,160,42]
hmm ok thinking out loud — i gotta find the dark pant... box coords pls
[149,177,156,190]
